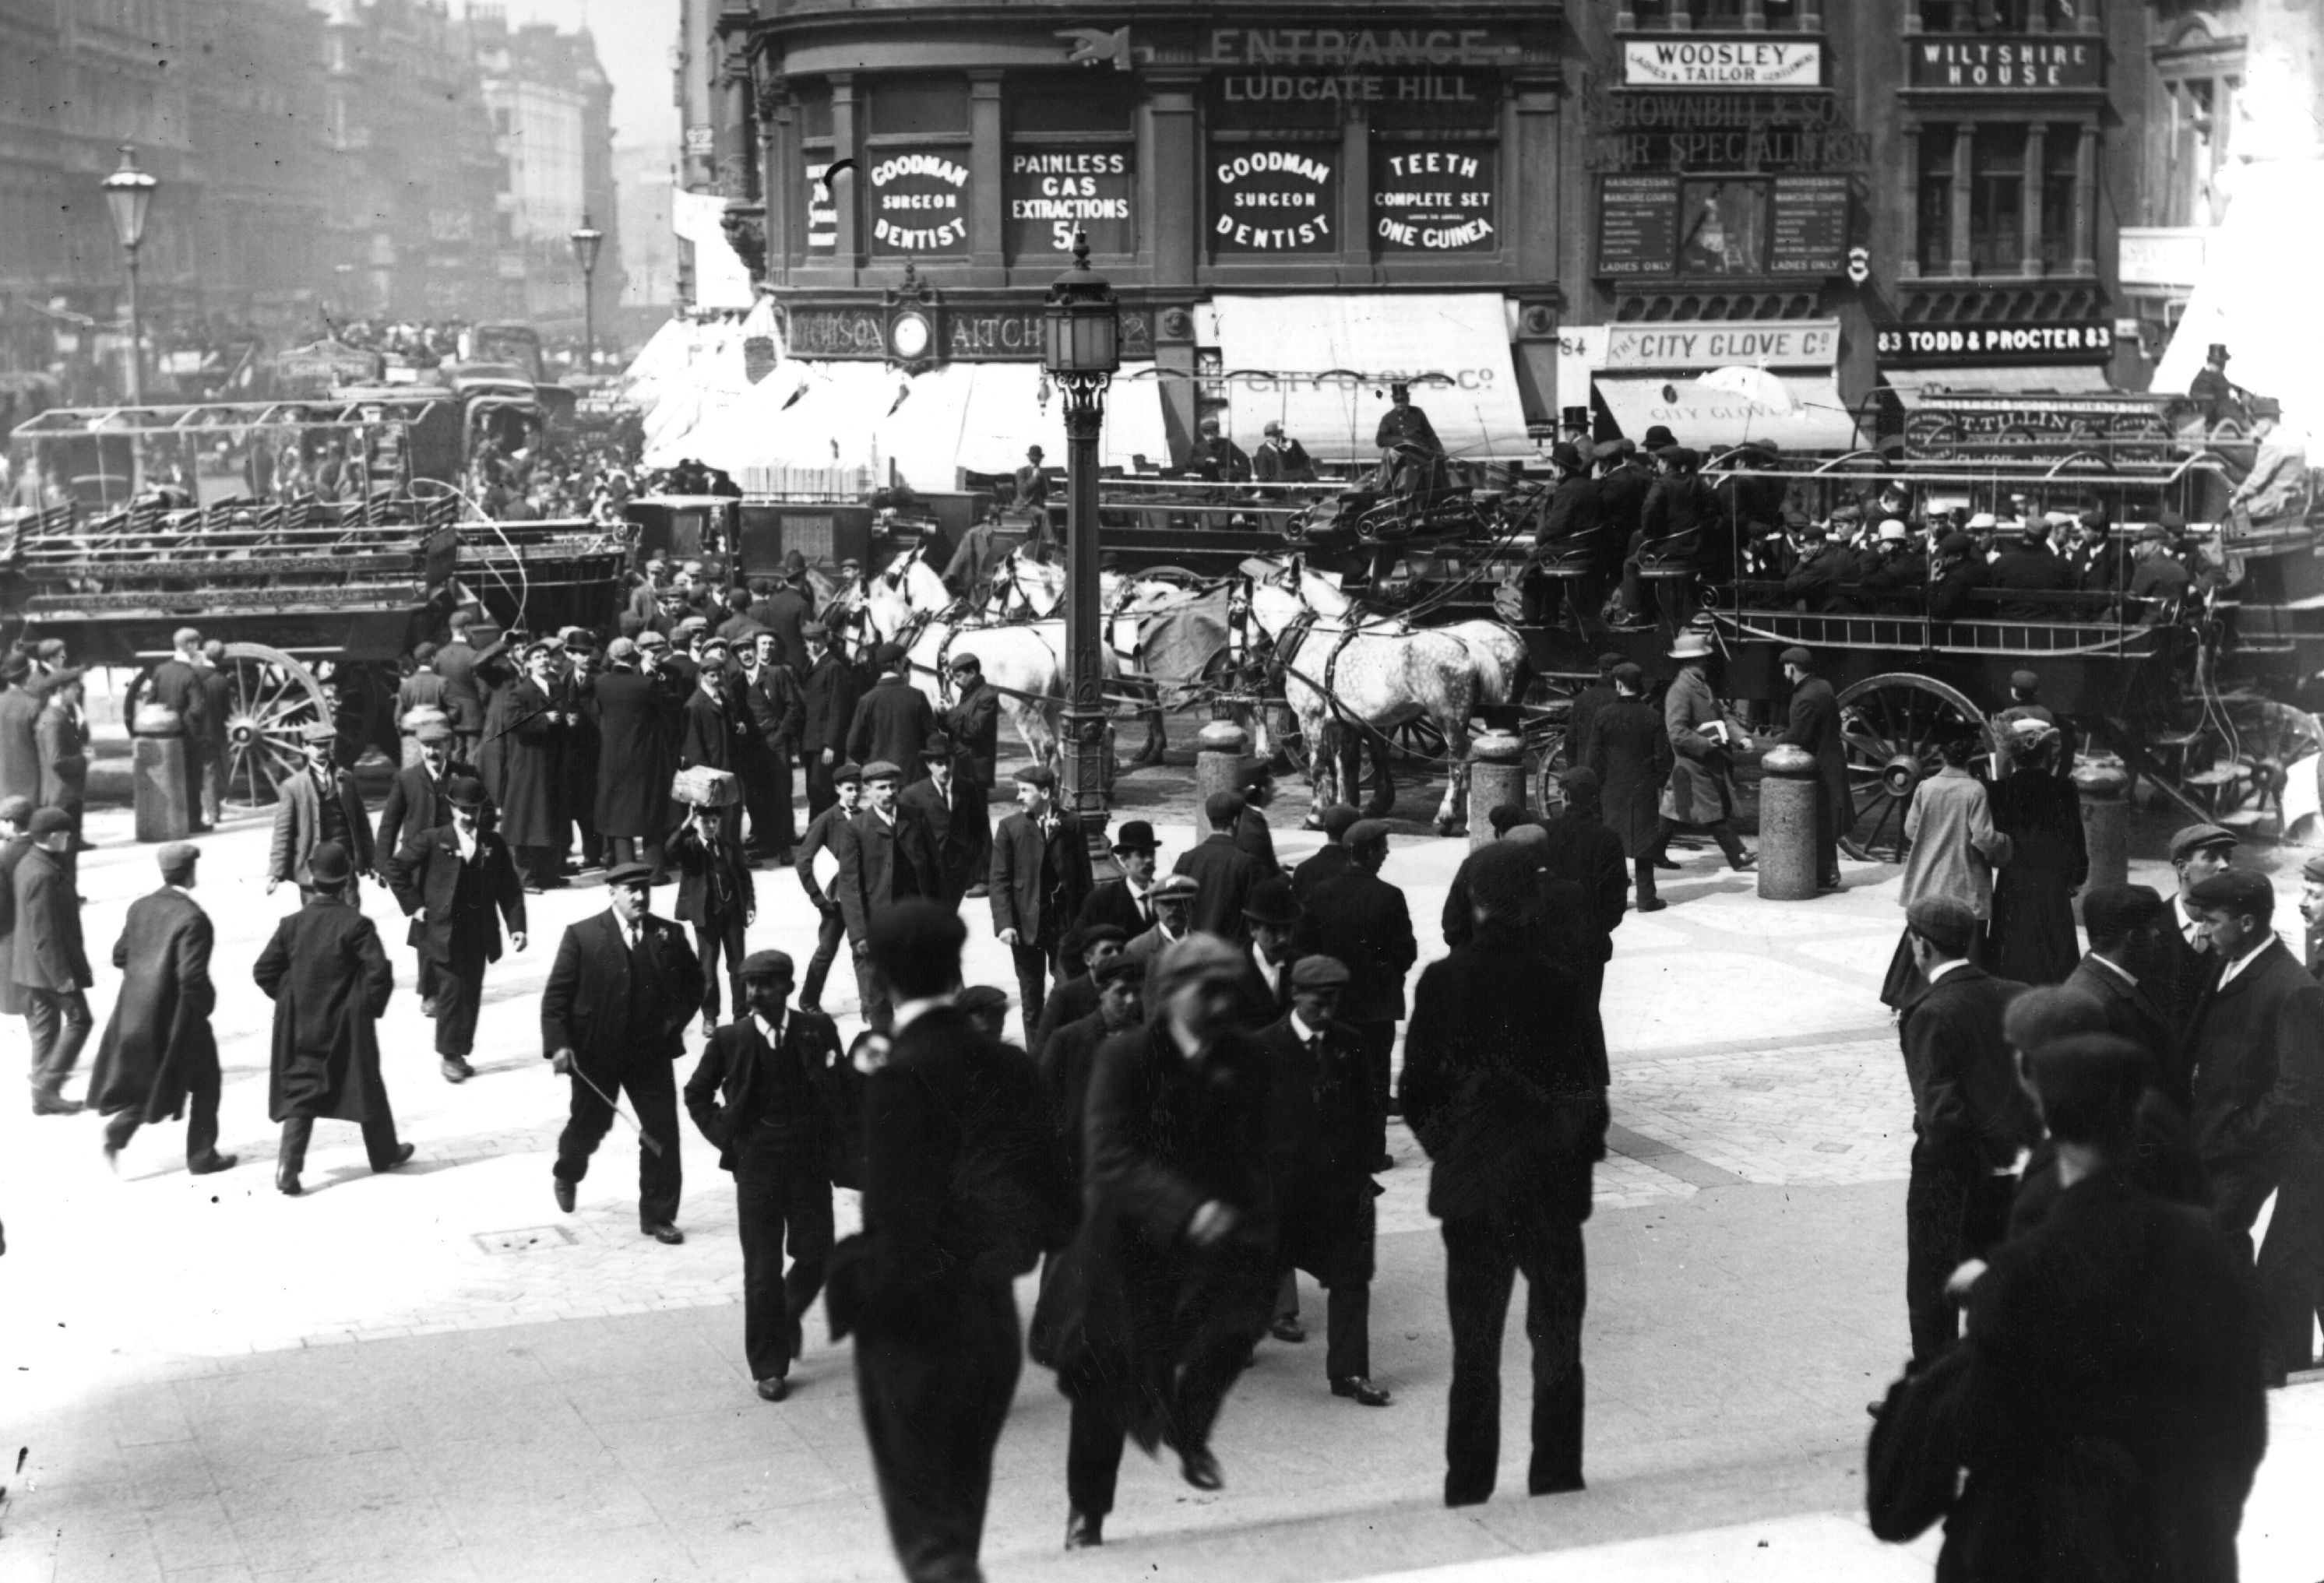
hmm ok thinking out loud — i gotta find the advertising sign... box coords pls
[804,158,838,252]
[1874,322,2113,365]
[1006,150,1134,256]
[1597,173,1853,277]
[1767,174,1850,274]
[1372,147,1496,252]
[1622,38,1822,90]
[867,149,970,255]
[1907,37,2102,90]
[1209,145,1338,254]
[1602,319,1840,371]
[1597,174,1680,276]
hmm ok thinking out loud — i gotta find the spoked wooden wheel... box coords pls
[1835,673,1995,864]
[2190,696,2324,827]
[218,642,332,807]
[1519,674,1578,815]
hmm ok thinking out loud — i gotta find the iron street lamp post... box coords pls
[570,213,605,374]
[1042,233,1120,855]
[101,145,157,406]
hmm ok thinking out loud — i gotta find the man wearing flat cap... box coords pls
[1124,871,1199,966]
[2180,867,2324,1378]
[2062,885,2178,1098]
[840,760,941,1030]
[847,644,935,783]
[90,843,231,1174]
[34,667,88,847]
[147,628,211,831]
[269,721,375,898]
[991,764,1093,1028]
[255,842,410,1196]
[14,806,88,1114]
[1298,819,1416,1157]
[1259,955,1390,1407]
[378,716,473,889]
[1893,894,2037,1369]
[685,948,853,1401]
[1174,791,1271,943]
[1776,646,1849,892]
[542,861,706,1241]
[386,775,526,1085]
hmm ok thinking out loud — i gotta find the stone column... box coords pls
[1147,75,1201,290]
[1512,76,1560,289]
[1196,722,1249,809]
[2073,760,2130,892]
[1340,102,1372,276]
[830,74,860,266]
[2072,121,2098,274]
[969,72,1006,280]
[2019,123,2047,276]
[131,704,190,844]
[1467,730,1527,851]
[1755,745,1820,901]
[1949,122,1975,276]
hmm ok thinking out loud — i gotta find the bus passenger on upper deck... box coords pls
[1252,421,1315,484]
[2129,522,2194,617]
[1860,519,1928,614]
[2072,505,2129,600]
[1193,417,1252,484]
[1988,519,2077,620]
[2228,399,2309,532]
[1928,531,1988,622]
[1781,527,1851,614]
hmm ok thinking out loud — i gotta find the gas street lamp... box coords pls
[1041,232,1120,849]
[569,213,604,373]
[101,144,157,405]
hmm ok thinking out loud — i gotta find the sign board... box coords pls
[782,305,1156,364]
[2118,227,2210,288]
[684,124,717,156]
[1623,38,1822,90]
[1602,319,1840,371]
[1906,37,2102,91]
[1006,150,1134,257]
[1597,174,1680,276]
[1875,322,2114,364]
[1372,146,1496,252]
[787,308,889,359]
[1767,174,1850,274]
[1896,392,2171,463]
[867,149,970,255]
[804,159,838,252]
[1200,28,1511,67]
[1209,145,1339,253]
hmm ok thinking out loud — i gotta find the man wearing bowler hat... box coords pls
[990,764,1093,1028]
[91,842,232,1174]
[900,733,977,907]
[1078,818,1162,937]
[542,860,705,1240]
[14,806,88,1114]
[255,841,410,1195]
[685,948,853,1401]
[385,774,526,1085]
[268,720,374,898]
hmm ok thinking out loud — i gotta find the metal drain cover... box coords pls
[474,1226,579,1254]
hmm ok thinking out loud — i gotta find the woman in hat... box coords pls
[1984,718,2086,986]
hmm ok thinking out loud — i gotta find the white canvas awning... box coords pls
[1209,292,1531,462]
[1593,371,1860,452]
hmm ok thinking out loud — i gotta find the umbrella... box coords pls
[1694,364,1797,414]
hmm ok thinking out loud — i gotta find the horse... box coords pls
[1243,561,1478,834]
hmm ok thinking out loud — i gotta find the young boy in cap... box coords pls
[794,762,863,1015]
[383,775,527,1084]
[670,800,758,1034]
[1298,818,1416,1159]
[683,948,850,1401]
[90,843,233,1173]
[991,764,1094,1028]
[2160,823,2239,1027]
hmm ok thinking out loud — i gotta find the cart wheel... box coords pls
[1519,674,1578,814]
[217,643,334,808]
[1836,673,1995,864]
[2196,697,2324,828]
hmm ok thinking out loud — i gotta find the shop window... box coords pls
[1916,128,1954,275]
[1919,0,2076,30]
[796,83,833,142]
[870,76,968,138]
[2038,125,2079,265]
[1969,124,2024,271]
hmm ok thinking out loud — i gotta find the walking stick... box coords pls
[565,1062,665,1156]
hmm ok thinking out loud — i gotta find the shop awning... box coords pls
[1879,365,2114,400]
[1210,292,1532,462]
[1593,371,1861,452]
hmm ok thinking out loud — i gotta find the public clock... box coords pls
[889,308,934,366]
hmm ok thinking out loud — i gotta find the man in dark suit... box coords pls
[1776,645,1850,892]
[1401,844,1604,1507]
[1028,925,1126,1063]
[1123,873,1199,966]
[2062,885,2178,1089]
[1174,790,1270,942]
[14,807,88,1114]
[147,628,211,831]
[900,735,978,906]
[267,723,375,897]
[840,762,940,1031]
[757,561,815,673]
[1232,876,1305,1032]
[847,646,935,783]
[378,717,471,1015]
[1988,522,2076,620]
[435,610,485,762]
[90,842,231,1173]
[1260,956,1389,1407]
[1078,819,1161,938]
[1299,819,1415,1159]
[738,631,805,861]
[2182,868,2324,1377]
[1893,896,2038,1368]
[989,765,1093,1028]
[2159,822,2238,1032]
[847,902,1076,1581]
[542,862,706,1241]
[1537,769,1629,945]
[945,654,1000,895]
[1562,658,1621,777]
[1582,662,1674,912]
[1289,806,1360,905]
[799,622,865,818]
[385,776,527,1085]
[0,654,40,809]
[685,949,853,1401]
[0,797,34,1073]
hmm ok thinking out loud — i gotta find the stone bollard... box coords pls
[401,704,449,769]
[1755,744,1821,901]
[2073,758,2132,892]
[131,703,192,844]
[1467,730,1527,850]
[1195,721,1249,812]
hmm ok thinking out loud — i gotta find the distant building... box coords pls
[615,143,680,310]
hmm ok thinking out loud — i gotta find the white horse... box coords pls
[1245,562,1479,834]
[1266,556,1530,709]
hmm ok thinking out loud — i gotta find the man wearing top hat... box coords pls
[147,628,211,831]
[256,841,411,1196]
[1079,820,1164,937]
[542,860,706,1241]
[841,760,941,1030]
[92,842,232,1174]
[900,734,977,908]
[385,775,527,1085]
[1252,420,1315,484]
[848,645,936,782]
[2188,342,2238,428]
[685,948,854,1402]
[15,806,88,1114]
[269,721,375,898]
[1375,382,1444,463]
[991,764,1093,1028]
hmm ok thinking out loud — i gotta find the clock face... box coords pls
[892,311,931,361]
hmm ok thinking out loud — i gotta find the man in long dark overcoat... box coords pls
[900,735,977,907]
[1174,791,1270,942]
[1042,934,1276,1546]
[1259,957,1388,1406]
[0,796,33,1054]
[738,630,805,860]
[91,843,231,1174]
[542,861,705,1241]
[147,628,211,831]
[1298,819,1415,1152]
[16,807,90,1114]
[0,654,39,807]
[1582,661,1674,911]
[255,842,410,1196]
[435,610,485,762]
[847,645,936,782]
[1537,768,1631,946]
[945,653,1001,892]
[589,637,678,877]
[385,776,526,1085]
[495,642,572,892]
[799,621,865,818]
[555,633,604,874]
[1776,645,1850,892]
